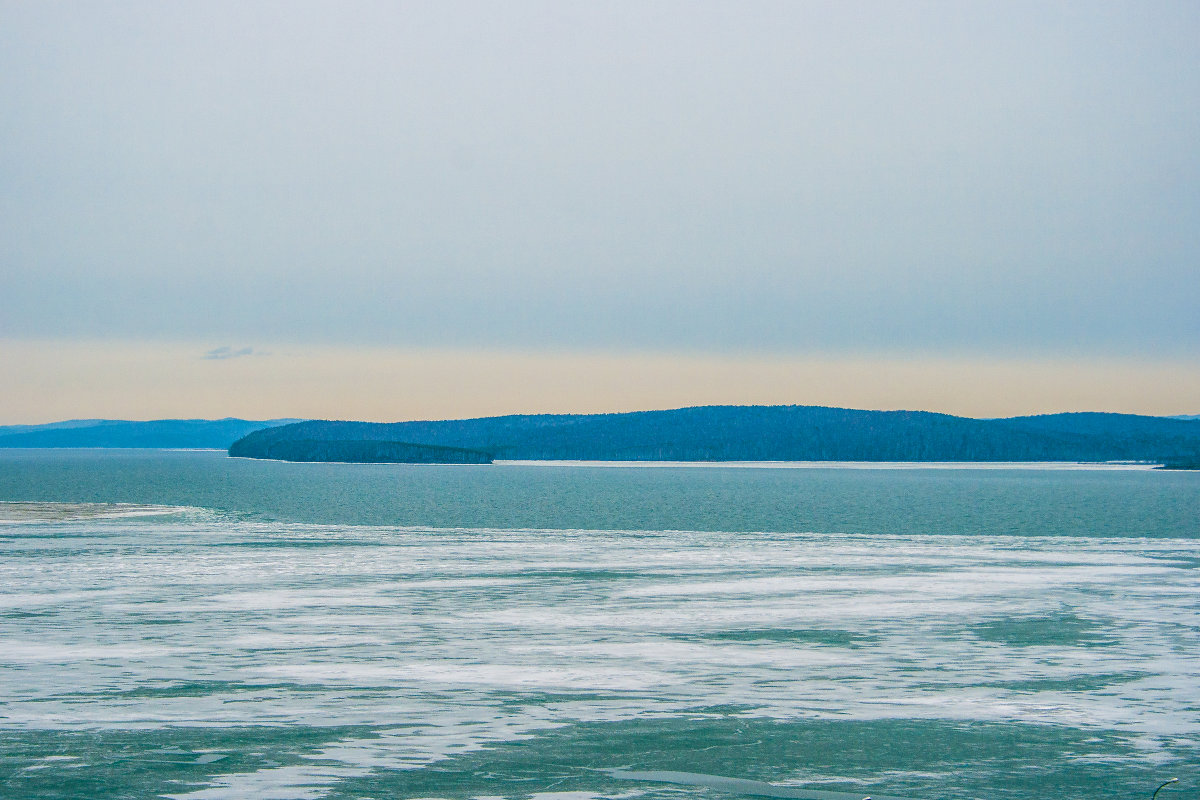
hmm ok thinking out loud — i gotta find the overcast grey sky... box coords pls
[2,1,1198,419]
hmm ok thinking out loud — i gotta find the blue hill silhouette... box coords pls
[0,419,300,450]
[228,407,1200,464]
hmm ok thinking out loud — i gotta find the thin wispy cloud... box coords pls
[202,346,259,361]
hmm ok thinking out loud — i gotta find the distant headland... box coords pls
[0,418,302,450]
[226,406,1200,465]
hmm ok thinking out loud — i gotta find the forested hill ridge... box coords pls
[0,418,301,449]
[228,406,1200,464]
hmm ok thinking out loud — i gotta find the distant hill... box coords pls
[228,407,1200,464]
[0,419,302,449]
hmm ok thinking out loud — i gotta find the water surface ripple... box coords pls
[2,509,1198,798]
[1,454,1197,799]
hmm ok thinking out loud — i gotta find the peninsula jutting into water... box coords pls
[228,405,1200,464]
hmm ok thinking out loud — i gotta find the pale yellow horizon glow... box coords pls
[2,339,1198,424]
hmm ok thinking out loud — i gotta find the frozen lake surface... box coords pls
[0,450,1196,799]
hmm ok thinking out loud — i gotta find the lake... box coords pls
[0,450,1197,799]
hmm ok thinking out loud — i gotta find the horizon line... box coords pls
[4,404,1199,429]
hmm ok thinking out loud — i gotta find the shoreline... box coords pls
[494,459,1163,471]
[1,449,1173,470]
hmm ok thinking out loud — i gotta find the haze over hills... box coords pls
[0,419,301,450]
[228,406,1200,465]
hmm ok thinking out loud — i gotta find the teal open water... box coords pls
[1,450,1197,799]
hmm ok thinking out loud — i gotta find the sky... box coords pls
[2,1,1198,422]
